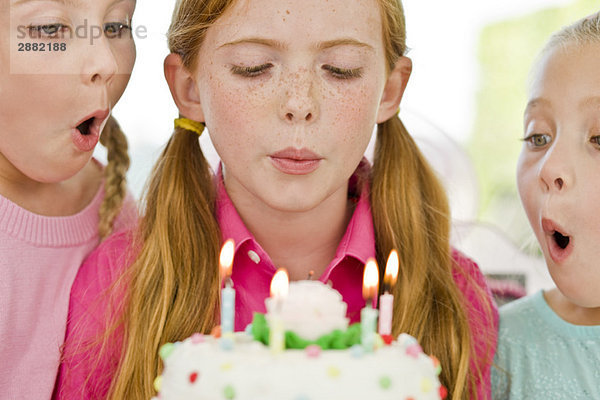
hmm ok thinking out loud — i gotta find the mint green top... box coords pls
[492,290,600,399]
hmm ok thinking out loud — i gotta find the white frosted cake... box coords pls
[152,281,445,400]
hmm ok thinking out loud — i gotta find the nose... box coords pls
[538,139,573,192]
[279,69,319,124]
[81,33,118,86]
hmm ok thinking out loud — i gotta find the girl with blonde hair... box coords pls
[0,0,136,398]
[55,0,497,399]
[492,12,600,399]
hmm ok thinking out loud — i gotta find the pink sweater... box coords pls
[0,183,137,400]
[55,168,498,400]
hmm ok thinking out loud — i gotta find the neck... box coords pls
[544,288,600,326]
[0,153,102,216]
[228,182,354,282]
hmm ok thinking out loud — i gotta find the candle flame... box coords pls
[219,239,235,279]
[270,268,289,298]
[362,258,379,302]
[384,250,399,290]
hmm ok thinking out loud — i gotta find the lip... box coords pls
[541,217,573,264]
[269,147,323,175]
[71,109,110,152]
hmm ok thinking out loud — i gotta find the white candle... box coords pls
[378,250,399,336]
[361,258,379,352]
[219,239,235,335]
[268,268,289,353]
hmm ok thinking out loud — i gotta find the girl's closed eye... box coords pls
[322,64,363,80]
[230,63,273,78]
[522,133,552,148]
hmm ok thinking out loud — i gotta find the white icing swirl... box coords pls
[265,280,349,340]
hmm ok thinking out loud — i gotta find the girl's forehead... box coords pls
[207,0,384,49]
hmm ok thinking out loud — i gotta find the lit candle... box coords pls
[269,268,289,354]
[361,258,379,352]
[378,250,399,336]
[220,239,235,335]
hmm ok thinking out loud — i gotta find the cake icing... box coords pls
[152,280,445,400]
[153,332,443,400]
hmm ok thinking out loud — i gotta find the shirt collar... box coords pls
[215,160,376,280]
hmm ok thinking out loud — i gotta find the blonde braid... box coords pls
[98,116,131,239]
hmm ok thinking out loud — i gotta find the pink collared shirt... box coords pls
[55,164,498,399]
[216,166,374,330]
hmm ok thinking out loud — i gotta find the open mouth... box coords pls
[552,230,570,250]
[76,117,94,135]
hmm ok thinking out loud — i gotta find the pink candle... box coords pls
[378,250,399,336]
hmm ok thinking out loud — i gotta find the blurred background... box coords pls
[102,0,599,299]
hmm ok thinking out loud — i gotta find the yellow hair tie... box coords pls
[174,117,204,136]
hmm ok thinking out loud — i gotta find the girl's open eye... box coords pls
[230,63,273,78]
[590,135,600,148]
[28,24,68,39]
[522,133,552,148]
[322,65,363,80]
[104,22,132,38]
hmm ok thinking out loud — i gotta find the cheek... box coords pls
[324,82,380,143]
[204,79,276,145]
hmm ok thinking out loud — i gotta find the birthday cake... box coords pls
[152,281,444,400]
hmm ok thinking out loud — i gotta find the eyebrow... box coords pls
[13,0,135,7]
[218,37,375,52]
[524,97,552,113]
[13,0,79,6]
[580,96,600,109]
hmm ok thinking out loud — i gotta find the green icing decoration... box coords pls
[379,376,392,390]
[223,384,236,399]
[251,313,362,350]
[159,342,175,360]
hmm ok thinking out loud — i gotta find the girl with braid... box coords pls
[0,0,137,398]
[55,0,498,399]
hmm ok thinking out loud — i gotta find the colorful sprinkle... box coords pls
[374,334,385,350]
[379,376,392,390]
[397,333,418,347]
[431,356,442,375]
[439,385,448,399]
[211,325,222,338]
[159,343,175,360]
[327,366,341,378]
[223,384,236,399]
[305,344,321,358]
[190,333,205,344]
[153,376,162,392]
[220,362,233,371]
[421,378,432,393]
[189,371,199,384]
[405,344,423,358]
[220,336,234,351]
[350,344,364,358]
[381,334,394,345]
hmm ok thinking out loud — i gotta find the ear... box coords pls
[376,56,412,123]
[164,53,205,122]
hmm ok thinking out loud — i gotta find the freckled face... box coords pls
[194,0,389,213]
[517,42,600,307]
